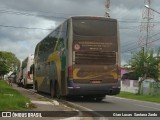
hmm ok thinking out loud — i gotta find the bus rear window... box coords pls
[73,19,117,36]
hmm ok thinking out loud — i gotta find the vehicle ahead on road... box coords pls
[21,54,34,88]
[34,16,121,101]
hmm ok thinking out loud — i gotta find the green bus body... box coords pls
[34,16,121,100]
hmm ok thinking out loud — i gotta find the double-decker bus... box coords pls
[34,16,121,101]
[22,54,34,88]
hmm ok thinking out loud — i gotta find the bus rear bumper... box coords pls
[67,84,120,96]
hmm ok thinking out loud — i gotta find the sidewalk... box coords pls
[4,84,86,120]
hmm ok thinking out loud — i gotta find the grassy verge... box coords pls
[0,80,30,111]
[116,91,160,103]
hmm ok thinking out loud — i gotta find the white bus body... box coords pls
[22,54,34,87]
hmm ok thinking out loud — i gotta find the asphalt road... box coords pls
[68,95,160,120]
[26,87,160,120]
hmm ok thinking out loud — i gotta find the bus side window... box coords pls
[62,21,68,49]
[48,31,57,52]
[61,21,68,40]
[57,21,68,51]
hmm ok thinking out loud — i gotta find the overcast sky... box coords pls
[0,0,160,65]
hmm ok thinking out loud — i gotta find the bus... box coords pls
[34,16,121,101]
[22,54,34,88]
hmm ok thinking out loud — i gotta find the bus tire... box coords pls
[55,83,61,99]
[35,81,39,93]
[24,79,27,88]
[95,96,105,102]
[50,82,55,98]
[95,97,103,102]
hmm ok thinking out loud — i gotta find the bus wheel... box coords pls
[95,96,105,102]
[24,80,27,88]
[50,83,55,98]
[55,83,61,99]
[95,97,103,102]
[34,81,37,90]
[35,81,39,93]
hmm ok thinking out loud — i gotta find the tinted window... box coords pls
[73,19,117,36]
[61,21,68,39]
[57,22,68,51]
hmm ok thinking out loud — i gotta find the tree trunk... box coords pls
[137,77,146,95]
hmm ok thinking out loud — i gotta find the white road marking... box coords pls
[107,96,160,110]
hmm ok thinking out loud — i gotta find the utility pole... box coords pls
[105,0,110,17]
[139,0,154,51]
[138,0,154,93]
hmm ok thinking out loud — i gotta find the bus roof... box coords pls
[69,16,117,22]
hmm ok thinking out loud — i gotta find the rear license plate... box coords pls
[91,80,101,84]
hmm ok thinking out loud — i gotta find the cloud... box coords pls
[0,13,55,59]
[0,0,160,65]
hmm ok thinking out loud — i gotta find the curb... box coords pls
[26,89,83,120]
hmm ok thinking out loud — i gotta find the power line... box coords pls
[0,7,74,16]
[0,24,53,30]
[119,26,140,29]
[121,36,160,53]
[1,8,160,24]
[0,19,140,30]
[121,31,160,47]
[119,20,160,23]
[1,8,160,23]
[0,9,67,19]
[121,30,160,48]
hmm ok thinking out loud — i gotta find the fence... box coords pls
[121,79,138,93]
[121,79,160,96]
[141,80,160,96]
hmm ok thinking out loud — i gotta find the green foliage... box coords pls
[122,72,139,80]
[117,91,160,103]
[0,51,20,76]
[129,48,160,80]
[0,80,30,110]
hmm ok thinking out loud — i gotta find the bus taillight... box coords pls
[68,66,73,78]
[118,66,121,79]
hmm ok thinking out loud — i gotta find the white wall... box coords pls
[121,80,139,93]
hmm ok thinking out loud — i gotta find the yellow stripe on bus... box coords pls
[73,68,118,80]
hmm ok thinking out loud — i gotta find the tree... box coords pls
[129,47,160,94]
[0,51,20,79]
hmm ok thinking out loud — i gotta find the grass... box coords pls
[116,91,160,103]
[0,80,30,111]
